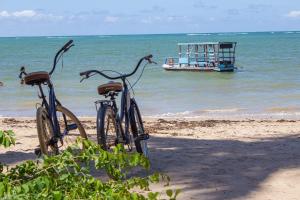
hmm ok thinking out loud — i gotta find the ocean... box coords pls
[0,32,300,118]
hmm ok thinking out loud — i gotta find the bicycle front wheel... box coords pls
[97,104,122,150]
[36,107,58,156]
[129,99,149,157]
[36,105,87,156]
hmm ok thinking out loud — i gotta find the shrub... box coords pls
[0,138,180,199]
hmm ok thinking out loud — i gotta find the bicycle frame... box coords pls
[36,81,62,141]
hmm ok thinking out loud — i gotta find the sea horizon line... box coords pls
[0,30,300,38]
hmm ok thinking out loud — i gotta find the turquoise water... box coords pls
[1,32,300,118]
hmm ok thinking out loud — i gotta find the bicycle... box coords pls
[19,40,87,156]
[79,55,156,157]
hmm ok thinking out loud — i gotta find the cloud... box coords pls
[227,9,240,16]
[0,11,10,17]
[0,10,37,18]
[0,10,63,21]
[286,10,300,18]
[193,0,218,9]
[104,16,119,23]
[13,10,37,17]
[247,4,270,13]
[141,6,165,13]
[141,15,188,24]
[140,16,161,24]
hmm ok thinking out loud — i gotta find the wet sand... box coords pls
[1,117,300,200]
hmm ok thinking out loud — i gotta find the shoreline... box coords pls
[2,112,300,121]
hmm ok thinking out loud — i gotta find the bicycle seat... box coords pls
[98,82,122,95]
[24,71,50,85]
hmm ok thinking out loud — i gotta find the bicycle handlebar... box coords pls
[80,54,155,81]
[61,40,73,51]
[19,40,74,80]
[49,40,74,75]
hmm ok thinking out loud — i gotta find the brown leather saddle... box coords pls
[97,82,122,95]
[24,71,50,85]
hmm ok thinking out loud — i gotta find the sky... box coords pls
[0,0,299,36]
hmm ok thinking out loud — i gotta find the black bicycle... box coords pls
[80,55,156,157]
[19,40,87,156]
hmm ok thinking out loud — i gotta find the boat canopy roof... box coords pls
[177,42,236,46]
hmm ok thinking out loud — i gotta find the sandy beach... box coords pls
[1,117,300,200]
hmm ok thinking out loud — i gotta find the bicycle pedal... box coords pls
[34,147,42,157]
[135,134,150,142]
[67,123,78,131]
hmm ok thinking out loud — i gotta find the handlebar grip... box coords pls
[62,40,73,50]
[144,54,153,59]
[79,71,90,76]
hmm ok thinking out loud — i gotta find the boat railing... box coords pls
[165,56,235,67]
[165,57,215,66]
[165,57,179,66]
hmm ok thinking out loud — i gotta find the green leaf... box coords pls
[53,191,62,200]
[0,182,5,197]
[166,189,173,197]
[21,184,29,193]
[148,192,159,200]
[59,174,69,181]
[0,130,15,148]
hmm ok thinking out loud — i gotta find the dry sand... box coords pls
[1,117,300,200]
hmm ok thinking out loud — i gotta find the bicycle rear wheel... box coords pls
[129,99,149,157]
[36,107,58,155]
[97,104,122,150]
[56,105,88,152]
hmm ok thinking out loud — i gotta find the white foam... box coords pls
[149,111,193,118]
[202,108,242,113]
[145,109,300,120]
[47,36,70,39]
[187,33,211,36]
[98,35,112,38]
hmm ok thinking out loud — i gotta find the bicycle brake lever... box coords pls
[80,73,90,83]
[145,56,157,65]
[147,60,157,65]
[19,66,27,79]
[80,77,86,83]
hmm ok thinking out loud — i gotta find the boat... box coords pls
[163,42,237,72]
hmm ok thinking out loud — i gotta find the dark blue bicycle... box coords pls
[80,55,156,157]
[19,40,87,156]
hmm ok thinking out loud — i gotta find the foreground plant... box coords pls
[0,139,180,199]
[0,130,15,148]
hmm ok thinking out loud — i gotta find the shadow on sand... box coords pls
[1,134,300,200]
[148,134,300,200]
[0,151,36,165]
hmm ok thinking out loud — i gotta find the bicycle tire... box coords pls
[97,104,122,150]
[36,107,58,155]
[36,105,87,156]
[129,99,149,157]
